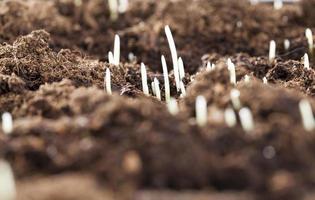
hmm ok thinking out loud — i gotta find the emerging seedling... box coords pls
[154,78,161,101]
[206,61,216,71]
[299,99,315,131]
[224,107,237,127]
[239,107,255,133]
[244,75,251,83]
[263,77,268,84]
[2,112,13,135]
[118,0,128,13]
[0,160,16,200]
[196,96,208,127]
[304,53,310,70]
[178,57,185,80]
[140,63,149,96]
[167,98,179,115]
[305,28,313,54]
[180,81,186,97]
[105,68,112,95]
[108,0,118,21]
[269,40,276,62]
[108,51,115,64]
[284,39,290,51]
[165,25,180,91]
[227,58,236,85]
[230,89,242,110]
[151,81,156,96]
[114,34,120,65]
[274,0,283,10]
[161,55,171,102]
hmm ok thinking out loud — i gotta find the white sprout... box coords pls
[212,63,216,70]
[284,39,290,51]
[161,55,171,102]
[178,57,185,80]
[269,40,276,62]
[0,160,16,200]
[179,81,186,97]
[263,77,268,84]
[2,112,13,135]
[167,98,179,115]
[224,108,237,127]
[239,107,255,133]
[230,89,242,110]
[108,0,118,21]
[250,0,259,5]
[274,0,283,10]
[108,51,115,64]
[299,99,315,131]
[105,68,112,95]
[304,53,310,70]
[206,61,212,71]
[196,96,208,127]
[305,28,313,53]
[244,75,251,83]
[140,63,149,96]
[151,81,156,96]
[227,59,236,85]
[165,25,180,91]
[154,78,161,101]
[113,34,120,65]
[118,0,128,13]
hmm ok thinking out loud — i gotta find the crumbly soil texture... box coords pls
[0,0,315,200]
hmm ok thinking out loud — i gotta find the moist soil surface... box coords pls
[0,0,315,200]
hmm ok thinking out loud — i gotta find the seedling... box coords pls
[284,39,290,51]
[167,98,179,115]
[114,34,120,65]
[108,0,119,21]
[304,53,310,70]
[196,96,208,127]
[274,0,283,10]
[224,107,237,127]
[178,57,185,80]
[244,75,251,83]
[0,160,16,200]
[230,89,241,110]
[140,63,149,96]
[305,28,313,54]
[2,112,13,135]
[108,51,115,64]
[151,81,156,96]
[180,81,186,97]
[154,78,161,101]
[239,107,255,133]
[161,55,171,102]
[105,68,112,95]
[299,99,315,131]
[227,58,236,85]
[269,40,276,62]
[206,61,216,71]
[118,0,128,13]
[263,77,268,84]
[165,25,180,91]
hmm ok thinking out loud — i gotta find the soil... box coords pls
[0,0,314,200]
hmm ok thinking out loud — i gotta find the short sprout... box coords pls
[244,75,251,83]
[140,63,149,96]
[284,39,290,51]
[178,57,185,80]
[154,78,161,101]
[167,98,179,115]
[105,68,112,95]
[161,55,171,102]
[263,77,268,84]
[2,112,13,135]
[0,160,16,200]
[114,34,120,65]
[304,53,310,70]
[151,81,156,96]
[239,107,255,133]
[299,99,315,131]
[230,89,242,110]
[108,51,115,65]
[224,108,237,127]
[227,59,236,85]
[196,96,208,127]
[118,0,128,13]
[180,81,186,97]
[108,0,118,21]
[305,28,313,54]
[274,0,283,10]
[269,40,276,62]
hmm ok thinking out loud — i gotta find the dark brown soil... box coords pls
[0,0,314,200]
